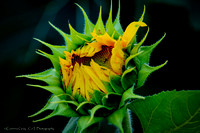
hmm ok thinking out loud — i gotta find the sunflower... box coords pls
[18,2,167,133]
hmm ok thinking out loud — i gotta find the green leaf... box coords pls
[17,69,60,86]
[137,61,168,88]
[107,105,127,133]
[128,90,200,133]
[113,0,123,35]
[119,87,145,108]
[34,38,66,58]
[62,117,79,133]
[137,33,166,68]
[75,3,95,37]
[121,67,137,90]
[77,116,104,133]
[109,74,124,94]
[95,6,106,34]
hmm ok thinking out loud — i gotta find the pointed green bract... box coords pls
[34,38,66,58]
[88,105,113,124]
[121,67,137,90]
[36,50,60,73]
[109,74,124,94]
[17,69,60,86]
[137,60,168,88]
[33,102,79,122]
[137,33,166,68]
[68,23,91,45]
[131,27,149,55]
[75,3,95,37]
[139,5,146,22]
[95,6,106,34]
[119,87,145,108]
[113,0,123,35]
[28,95,60,118]
[106,1,121,39]
[27,84,65,97]
[49,22,76,52]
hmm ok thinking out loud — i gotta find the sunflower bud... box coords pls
[18,2,167,132]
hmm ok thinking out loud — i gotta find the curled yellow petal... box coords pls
[122,21,147,47]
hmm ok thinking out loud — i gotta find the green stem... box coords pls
[123,109,132,133]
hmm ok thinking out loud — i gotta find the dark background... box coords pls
[1,0,200,132]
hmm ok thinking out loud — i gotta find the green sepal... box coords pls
[75,3,95,37]
[17,69,60,86]
[102,81,114,93]
[28,95,60,118]
[34,38,66,58]
[77,116,104,133]
[138,5,146,22]
[95,6,106,34]
[92,90,106,105]
[136,33,166,69]
[131,27,149,55]
[102,93,122,109]
[68,23,91,46]
[106,1,121,39]
[121,67,137,90]
[88,105,113,124]
[36,49,60,73]
[73,92,87,104]
[27,84,65,99]
[32,102,79,122]
[137,60,168,88]
[113,0,123,35]
[109,74,124,94]
[49,22,76,52]
[119,87,145,108]
[48,22,69,45]
[125,51,143,69]
[107,105,127,133]
[76,101,95,115]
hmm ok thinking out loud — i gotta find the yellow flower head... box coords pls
[59,21,146,101]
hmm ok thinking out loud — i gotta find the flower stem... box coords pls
[123,108,132,133]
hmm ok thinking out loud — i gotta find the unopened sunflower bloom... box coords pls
[18,2,167,133]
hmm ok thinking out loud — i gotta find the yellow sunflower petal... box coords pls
[110,40,125,75]
[122,21,147,47]
[82,65,107,94]
[90,59,110,82]
[91,29,116,47]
